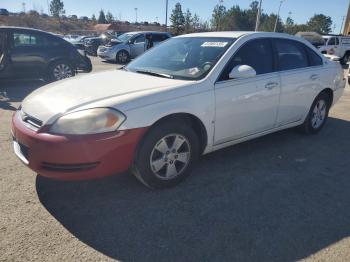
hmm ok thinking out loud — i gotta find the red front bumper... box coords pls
[11,112,147,181]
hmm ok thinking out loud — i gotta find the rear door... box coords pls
[0,30,8,75]
[130,34,146,58]
[8,30,49,77]
[273,38,325,126]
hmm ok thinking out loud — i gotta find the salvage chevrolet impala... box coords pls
[12,32,345,188]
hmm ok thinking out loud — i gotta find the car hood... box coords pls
[21,70,189,124]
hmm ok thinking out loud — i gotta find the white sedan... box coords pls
[12,32,345,188]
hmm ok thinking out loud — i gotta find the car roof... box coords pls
[122,31,169,35]
[179,31,305,39]
[0,26,57,35]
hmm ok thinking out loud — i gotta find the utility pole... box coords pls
[219,0,224,31]
[22,2,26,13]
[134,8,138,23]
[340,15,346,34]
[47,0,50,14]
[255,0,262,31]
[274,0,285,32]
[165,0,168,31]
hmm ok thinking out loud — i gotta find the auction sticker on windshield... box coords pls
[201,42,228,47]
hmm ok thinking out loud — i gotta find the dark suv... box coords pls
[0,27,92,82]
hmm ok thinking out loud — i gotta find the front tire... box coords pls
[46,60,75,82]
[132,121,200,189]
[299,92,331,134]
[116,50,130,64]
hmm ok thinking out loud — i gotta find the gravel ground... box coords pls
[1,58,350,261]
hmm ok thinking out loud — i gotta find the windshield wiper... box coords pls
[136,70,174,79]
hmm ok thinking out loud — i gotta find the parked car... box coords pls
[318,35,350,64]
[84,37,104,56]
[0,27,92,82]
[12,32,345,188]
[64,35,90,51]
[97,31,171,63]
[0,8,10,16]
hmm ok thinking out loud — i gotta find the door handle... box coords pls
[265,82,279,90]
[310,74,319,81]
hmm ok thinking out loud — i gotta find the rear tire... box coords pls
[132,120,200,189]
[299,92,331,134]
[116,50,130,64]
[46,60,75,82]
[341,53,350,65]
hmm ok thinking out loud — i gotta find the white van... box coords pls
[318,35,350,64]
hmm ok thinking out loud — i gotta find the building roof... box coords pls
[94,24,112,32]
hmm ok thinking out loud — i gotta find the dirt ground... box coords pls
[1,59,350,261]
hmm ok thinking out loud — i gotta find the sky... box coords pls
[1,0,349,33]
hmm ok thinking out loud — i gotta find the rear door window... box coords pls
[274,38,309,71]
[219,38,274,81]
[12,32,47,47]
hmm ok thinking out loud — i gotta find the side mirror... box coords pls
[229,65,257,79]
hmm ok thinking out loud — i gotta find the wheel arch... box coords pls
[319,87,334,106]
[145,113,208,155]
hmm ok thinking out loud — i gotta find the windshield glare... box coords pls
[126,37,235,80]
[118,33,135,43]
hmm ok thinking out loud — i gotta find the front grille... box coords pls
[42,162,99,172]
[20,110,43,130]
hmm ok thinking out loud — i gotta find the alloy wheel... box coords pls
[118,52,128,63]
[53,64,73,80]
[150,134,191,180]
[311,99,327,129]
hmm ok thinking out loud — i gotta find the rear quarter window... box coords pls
[304,46,323,66]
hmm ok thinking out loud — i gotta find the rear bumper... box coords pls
[12,112,147,181]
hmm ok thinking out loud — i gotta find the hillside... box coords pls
[0,13,94,34]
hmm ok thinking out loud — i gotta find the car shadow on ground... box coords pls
[36,117,350,261]
[0,80,45,111]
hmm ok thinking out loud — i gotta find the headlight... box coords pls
[49,108,126,135]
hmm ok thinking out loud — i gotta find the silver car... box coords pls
[97,31,171,63]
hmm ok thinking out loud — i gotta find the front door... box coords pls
[214,38,281,144]
[130,33,146,58]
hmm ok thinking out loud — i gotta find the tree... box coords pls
[260,14,283,32]
[50,0,65,18]
[192,13,200,31]
[307,14,332,34]
[170,3,185,35]
[91,14,97,24]
[98,10,107,24]
[106,11,114,23]
[285,16,294,27]
[211,4,226,31]
[184,9,193,33]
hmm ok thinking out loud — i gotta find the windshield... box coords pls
[118,33,135,43]
[126,37,235,80]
